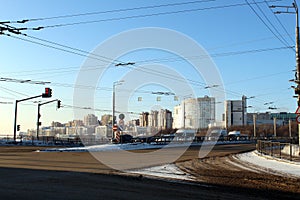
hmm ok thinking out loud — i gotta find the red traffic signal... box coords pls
[42,87,52,98]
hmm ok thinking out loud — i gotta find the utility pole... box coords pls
[273,117,277,137]
[270,1,299,145]
[253,114,257,138]
[112,80,124,140]
[289,119,292,138]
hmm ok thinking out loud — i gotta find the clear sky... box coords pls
[0,0,298,134]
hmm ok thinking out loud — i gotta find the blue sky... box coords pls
[0,0,298,134]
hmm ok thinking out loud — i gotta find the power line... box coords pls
[1,33,293,77]
[0,86,30,97]
[25,35,118,64]
[245,0,295,52]
[3,33,115,64]
[3,30,294,103]
[17,0,215,22]
[264,0,295,44]
[253,0,293,47]
[4,31,293,84]
[0,77,50,85]
[26,0,282,30]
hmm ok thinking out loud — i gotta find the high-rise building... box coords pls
[83,114,98,126]
[173,96,215,129]
[157,109,173,130]
[224,96,247,128]
[149,110,159,127]
[140,110,172,130]
[139,112,149,127]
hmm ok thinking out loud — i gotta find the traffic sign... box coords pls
[296,115,300,124]
[295,107,300,114]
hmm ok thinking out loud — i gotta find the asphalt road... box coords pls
[0,143,299,200]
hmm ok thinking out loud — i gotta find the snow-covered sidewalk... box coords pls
[236,151,300,178]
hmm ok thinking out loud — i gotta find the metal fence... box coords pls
[256,140,299,161]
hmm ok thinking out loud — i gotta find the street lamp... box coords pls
[112,80,124,139]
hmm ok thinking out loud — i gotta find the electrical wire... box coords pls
[245,0,295,52]
[26,0,282,30]
[5,31,293,93]
[4,31,294,107]
[253,0,293,48]
[264,0,295,44]
[19,0,215,22]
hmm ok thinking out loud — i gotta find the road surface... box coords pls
[0,144,299,199]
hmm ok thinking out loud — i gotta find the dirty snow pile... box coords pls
[236,151,300,178]
[127,164,194,181]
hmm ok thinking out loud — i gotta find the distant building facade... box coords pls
[224,96,247,128]
[140,110,172,130]
[84,114,98,126]
[173,96,215,129]
[247,112,297,126]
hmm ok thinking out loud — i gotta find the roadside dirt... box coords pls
[0,144,299,199]
[176,155,300,194]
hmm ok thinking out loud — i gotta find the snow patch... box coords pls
[127,164,194,181]
[236,151,300,178]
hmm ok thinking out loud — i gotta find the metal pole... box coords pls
[273,117,277,137]
[295,0,300,146]
[289,119,292,138]
[13,94,43,142]
[13,100,18,142]
[183,99,185,129]
[37,104,41,140]
[253,114,256,138]
[112,83,115,140]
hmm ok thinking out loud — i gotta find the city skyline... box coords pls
[0,0,298,133]
[15,95,296,137]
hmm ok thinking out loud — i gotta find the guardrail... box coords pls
[256,140,299,161]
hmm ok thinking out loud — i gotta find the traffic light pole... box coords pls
[13,95,42,142]
[36,99,59,140]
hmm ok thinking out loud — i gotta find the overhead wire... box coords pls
[264,0,295,44]
[4,30,293,91]
[1,0,292,110]
[253,0,293,48]
[245,0,295,52]
[18,0,215,22]
[20,0,282,30]
[3,31,294,107]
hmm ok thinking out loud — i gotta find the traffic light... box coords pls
[57,100,61,109]
[17,125,20,131]
[42,87,52,98]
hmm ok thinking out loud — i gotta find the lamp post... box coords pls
[112,80,124,139]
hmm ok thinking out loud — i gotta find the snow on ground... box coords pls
[127,164,195,181]
[41,143,191,152]
[236,151,300,178]
[37,141,300,181]
[41,140,251,152]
